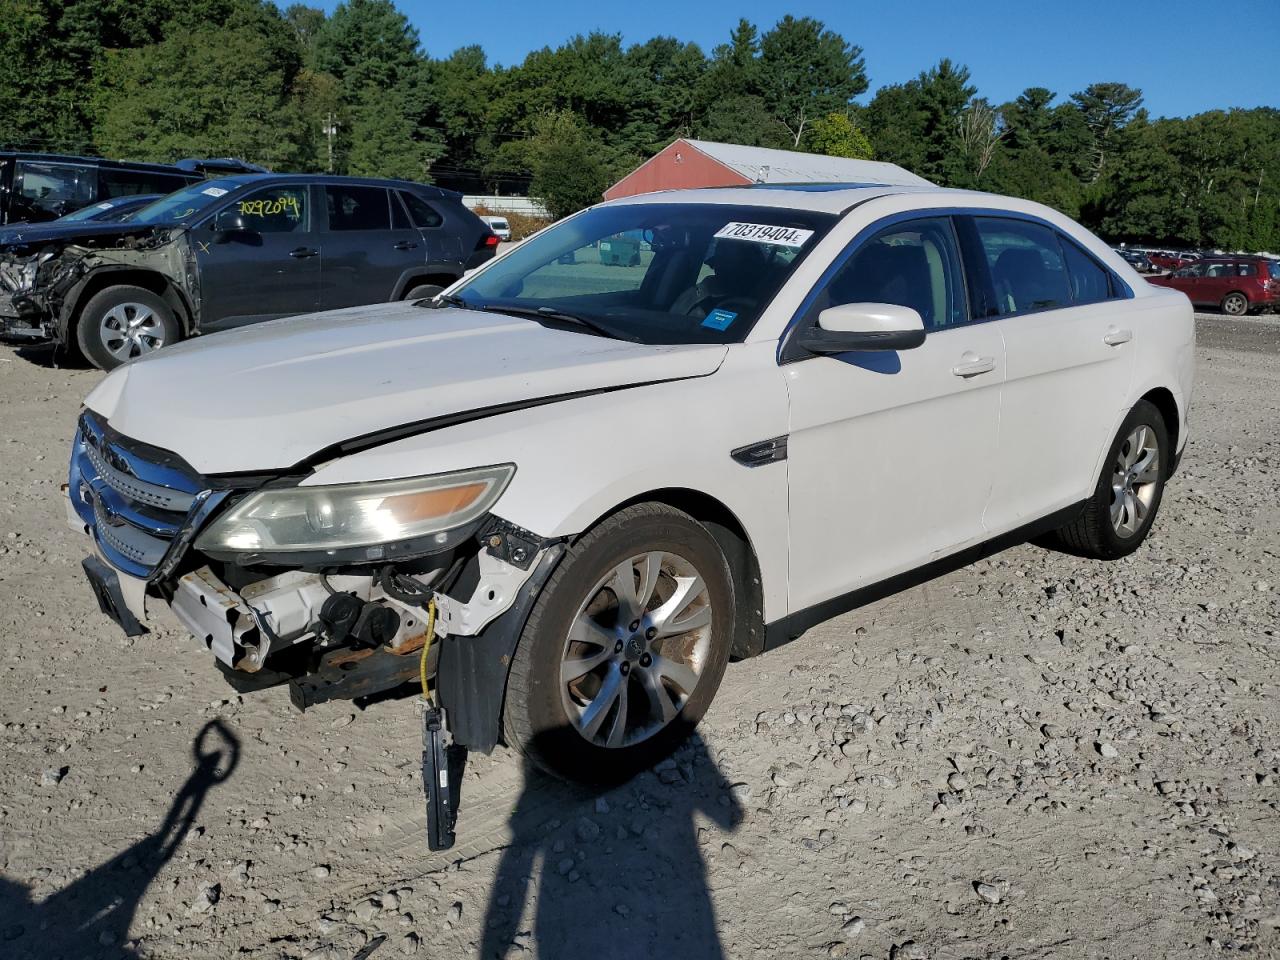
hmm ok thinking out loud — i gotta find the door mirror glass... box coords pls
[801,302,926,353]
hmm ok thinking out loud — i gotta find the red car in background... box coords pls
[1146,250,1199,272]
[1148,256,1280,315]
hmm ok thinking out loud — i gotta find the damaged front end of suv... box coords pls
[0,225,192,345]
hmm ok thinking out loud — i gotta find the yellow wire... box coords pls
[419,598,437,705]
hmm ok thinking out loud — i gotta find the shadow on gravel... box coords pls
[0,719,240,958]
[480,732,742,960]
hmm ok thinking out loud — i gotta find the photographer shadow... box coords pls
[480,731,743,960]
[0,719,240,958]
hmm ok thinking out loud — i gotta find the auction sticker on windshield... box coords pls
[714,222,814,248]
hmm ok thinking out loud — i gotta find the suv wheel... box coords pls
[1047,399,1170,559]
[77,285,180,370]
[1222,291,1249,316]
[503,503,734,784]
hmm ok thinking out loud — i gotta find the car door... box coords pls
[784,215,1005,612]
[317,184,421,310]
[191,183,319,329]
[969,215,1137,532]
[1169,263,1206,304]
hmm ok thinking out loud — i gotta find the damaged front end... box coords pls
[66,410,560,754]
[0,225,189,342]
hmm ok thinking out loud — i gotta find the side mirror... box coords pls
[797,302,926,354]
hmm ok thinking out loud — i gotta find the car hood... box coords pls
[85,302,729,475]
[0,219,171,251]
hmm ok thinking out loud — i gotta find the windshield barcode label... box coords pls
[714,222,814,248]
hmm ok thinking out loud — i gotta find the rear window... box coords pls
[1060,238,1113,304]
[325,185,390,231]
[1270,261,1280,280]
[973,217,1072,315]
[100,168,191,198]
[399,191,443,228]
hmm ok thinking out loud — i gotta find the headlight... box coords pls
[194,464,514,559]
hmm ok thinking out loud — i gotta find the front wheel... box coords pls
[76,285,180,370]
[503,503,734,784]
[1047,399,1170,559]
[1222,292,1249,316]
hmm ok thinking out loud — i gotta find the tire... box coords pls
[1222,291,1249,316]
[503,503,735,784]
[1048,399,1170,560]
[76,285,180,371]
[405,284,444,300]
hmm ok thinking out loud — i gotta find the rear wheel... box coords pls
[1222,291,1249,316]
[503,503,734,784]
[1047,399,1169,559]
[76,285,179,370]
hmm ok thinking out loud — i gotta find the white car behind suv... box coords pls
[66,182,1194,789]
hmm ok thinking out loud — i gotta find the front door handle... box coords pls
[951,353,996,378]
[393,240,419,251]
[289,247,319,259]
[1103,327,1133,346]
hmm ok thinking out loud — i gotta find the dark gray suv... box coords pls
[0,174,498,369]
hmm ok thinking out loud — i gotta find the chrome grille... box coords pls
[69,412,211,580]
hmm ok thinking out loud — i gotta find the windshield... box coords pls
[59,201,120,223]
[451,203,836,345]
[129,179,245,225]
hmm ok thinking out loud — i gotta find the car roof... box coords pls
[223,172,462,199]
[599,183,990,215]
[0,151,197,174]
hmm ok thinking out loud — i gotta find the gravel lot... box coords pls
[1,312,1278,959]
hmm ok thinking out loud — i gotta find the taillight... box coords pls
[482,233,499,248]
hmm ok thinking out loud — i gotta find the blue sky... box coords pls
[315,0,1279,118]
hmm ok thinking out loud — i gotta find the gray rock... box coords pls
[974,882,1002,904]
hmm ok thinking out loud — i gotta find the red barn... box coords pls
[603,138,931,200]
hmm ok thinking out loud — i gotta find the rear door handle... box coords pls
[393,240,419,251]
[1103,327,1133,346]
[951,353,996,378]
[289,247,318,259]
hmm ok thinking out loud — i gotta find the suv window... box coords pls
[1270,262,1280,280]
[1059,238,1113,304]
[325,185,390,231]
[816,217,966,330]
[974,218,1072,315]
[398,191,443,228]
[216,186,308,233]
[100,168,191,198]
[1236,263,1257,277]
[1174,264,1206,278]
[13,160,94,219]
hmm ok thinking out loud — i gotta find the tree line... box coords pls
[1,0,1276,250]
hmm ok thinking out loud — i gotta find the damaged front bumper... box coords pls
[65,410,561,751]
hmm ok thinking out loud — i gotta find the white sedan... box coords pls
[67,183,1194,789]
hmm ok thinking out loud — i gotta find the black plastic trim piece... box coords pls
[435,543,565,753]
[730,436,788,467]
[762,502,1086,651]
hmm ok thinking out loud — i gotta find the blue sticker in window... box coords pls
[701,308,738,331]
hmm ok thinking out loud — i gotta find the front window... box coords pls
[449,203,835,345]
[129,178,251,225]
[215,185,308,233]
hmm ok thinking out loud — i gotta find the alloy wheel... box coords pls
[1110,425,1160,538]
[99,302,166,362]
[560,550,713,748]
